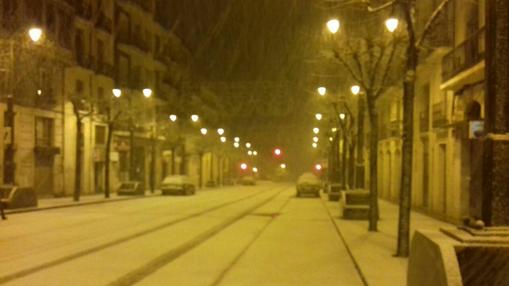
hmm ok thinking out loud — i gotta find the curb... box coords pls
[5,192,160,215]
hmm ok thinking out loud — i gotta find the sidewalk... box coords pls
[5,190,161,215]
[323,198,454,286]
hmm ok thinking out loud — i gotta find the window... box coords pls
[75,79,84,94]
[35,117,53,147]
[95,125,106,145]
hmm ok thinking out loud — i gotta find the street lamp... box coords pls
[313,137,319,143]
[313,127,319,134]
[385,18,399,33]
[220,136,227,143]
[217,128,225,135]
[312,142,318,148]
[169,114,177,122]
[248,150,253,156]
[142,88,152,98]
[234,137,240,143]
[315,164,322,171]
[240,163,248,170]
[246,142,251,148]
[329,137,333,142]
[200,128,208,135]
[233,142,240,148]
[315,113,322,121]
[280,163,287,169]
[252,167,258,173]
[351,85,361,95]
[112,88,122,98]
[28,27,43,42]
[317,87,327,96]
[339,113,346,120]
[332,127,337,132]
[326,19,340,34]
[191,114,199,122]
[253,151,258,156]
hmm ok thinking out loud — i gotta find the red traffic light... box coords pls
[273,148,282,157]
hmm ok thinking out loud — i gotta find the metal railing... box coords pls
[442,27,485,82]
[432,101,448,127]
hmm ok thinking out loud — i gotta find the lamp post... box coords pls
[351,85,365,189]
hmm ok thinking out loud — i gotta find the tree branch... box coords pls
[332,49,365,88]
[416,0,452,48]
[364,0,397,12]
[375,38,399,99]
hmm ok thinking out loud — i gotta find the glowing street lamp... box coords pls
[351,85,361,95]
[326,19,340,34]
[252,167,258,173]
[274,148,282,156]
[313,137,319,143]
[28,27,43,42]
[234,137,240,143]
[233,142,240,148]
[280,163,287,169]
[253,151,258,156]
[313,127,319,134]
[142,88,152,98]
[385,18,399,33]
[169,114,177,122]
[339,113,346,120]
[246,142,251,149]
[217,128,225,135]
[329,137,333,142]
[312,142,318,148]
[332,127,337,132]
[315,164,322,171]
[200,128,208,135]
[317,86,327,96]
[191,114,199,122]
[240,163,248,170]
[220,136,227,143]
[248,150,253,156]
[315,113,322,121]
[112,88,122,98]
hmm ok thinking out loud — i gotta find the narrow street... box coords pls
[0,183,364,286]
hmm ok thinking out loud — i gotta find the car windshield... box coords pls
[119,183,135,189]
[298,173,320,184]
[162,176,188,185]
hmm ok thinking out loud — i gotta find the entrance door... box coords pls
[94,162,104,193]
[34,155,54,196]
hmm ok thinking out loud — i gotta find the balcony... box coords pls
[442,27,485,83]
[117,32,149,54]
[389,120,402,138]
[96,13,113,34]
[74,1,92,20]
[97,62,114,78]
[76,54,92,69]
[420,111,430,133]
[432,102,448,128]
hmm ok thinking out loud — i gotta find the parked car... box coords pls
[0,185,38,209]
[117,181,145,196]
[161,175,196,196]
[239,176,256,186]
[296,173,321,197]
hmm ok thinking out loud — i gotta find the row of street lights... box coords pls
[326,17,399,34]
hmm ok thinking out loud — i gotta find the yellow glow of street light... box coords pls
[112,88,122,98]
[246,142,251,149]
[329,137,333,142]
[142,88,152,98]
[240,163,248,170]
[191,114,199,122]
[248,150,253,156]
[313,127,319,134]
[200,128,208,135]
[217,128,225,135]
[339,113,346,120]
[234,137,240,143]
[36,89,42,95]
[220,136,227,143]
[253,151,258,156]
[280,163,287,169]
[317,86,327,96]
[351,85,361,95]
[234,142,240,148]
[312,142,318,148]
[169,114,177,122]
[313,137,319,143]
[385,18,399,33]
[326,19,340,34]
[274,148,282,156]
[28,27,43,42]
[315,113,322,121]
[332,127,337,132]
[315,164,322,171]
[252,167,258,173]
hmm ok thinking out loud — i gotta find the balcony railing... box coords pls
[432,102,448,128]
[442,27,485,82]
[96,13,113,33]
[97,62,114,78]
[75,1,92,19]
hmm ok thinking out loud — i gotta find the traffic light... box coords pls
[273,148,282,157]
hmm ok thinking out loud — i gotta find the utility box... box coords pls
[408,227,509,286]
[0,185,38,209]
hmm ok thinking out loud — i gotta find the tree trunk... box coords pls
[104,122,114,198]
[397,1,418,257]
[355,94,366,189]
[367,95,379,231]
[73,111,83,202]
[171,146,176,175]
[342,133,348,189]
[150,127,156,193]
[349,139,356,189]
[129,123,135,180]
[199,152,203,188]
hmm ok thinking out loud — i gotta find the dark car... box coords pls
[161,175,196,196]
[117,181,145,196]
[296,173,321,197]
[239,176,256,186]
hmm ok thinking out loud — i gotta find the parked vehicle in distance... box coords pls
[223,178,235,186]
[117,181,145,196]
[239,176,256,186]
[161,175,196,196]
[296,172,321,197]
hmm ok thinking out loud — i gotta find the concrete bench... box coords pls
[341,189,370,220]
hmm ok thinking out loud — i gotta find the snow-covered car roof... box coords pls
[161,175,193,185]
[297,172,320,184]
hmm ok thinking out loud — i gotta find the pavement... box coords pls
[0,184,455,286]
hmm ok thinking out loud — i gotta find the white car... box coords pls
[296,173,321,197]
[161,175,196,196]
